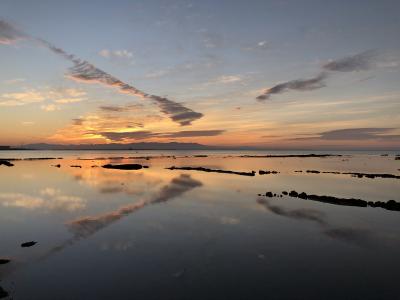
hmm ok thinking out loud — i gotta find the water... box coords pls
[0,150,399,299]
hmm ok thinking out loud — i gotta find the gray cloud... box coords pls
[100,129,225,141]
[0,20,26,44]
[58,47,203,126]
[256,49,396,101]
[72,118,85,125]
[323,50,379,72]
[293,128,400,141]
[256,72,327,101]
[99,104,143,112]
[0,20,203,126]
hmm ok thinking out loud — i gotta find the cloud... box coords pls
[0,88,86,107]
[322,50,379,72]
[0,20,203,126]
[256,72,327,101]
[41,104,60,112]
[67,174,202,238]
[213,75,242,84]
[38,40,203,126]
[99,129,225,141]
[0,20,26,44]
[256,49,399,101]
[99,49,133,60]
[3,78,25,84]
[21,121,35,126]
[0,90,46,106]
[99,103,143,113]
[294,128,400,141]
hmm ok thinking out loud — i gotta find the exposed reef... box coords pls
[21,241,37,248]
[240,154,343,158]
[259,170,279,175]
[102,164,148,170]
[167,166,256,176]
[0,259,10,265]
[301,170,400,179]
[0,160,13,167]
[259,190,400,211]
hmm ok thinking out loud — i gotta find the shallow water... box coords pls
[0,150,399,299]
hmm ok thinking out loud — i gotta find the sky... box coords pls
[0,0,400,149]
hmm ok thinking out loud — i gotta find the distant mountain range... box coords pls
[19,142,221,150]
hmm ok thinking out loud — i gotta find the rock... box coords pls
[289,191,298,197]
[70,165,82,168]
[259,170,279,175]
[0,286,8,299]
[102,164,146,170]
[0,160,13,167]
[0,259,10,265]
[21,241,37,248]
[306,170,320,174]
[265,192,273,197]
[53,164,61,168]
[167,166,256,177]
[282,191,288,195]
[298,192,308,199]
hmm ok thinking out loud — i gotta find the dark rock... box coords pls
[265,192,273,197]
[0,259,10,265]
[102,164,146,170]
[53,164,61,168]
[306,170,320,174]
[0,286,8,299]
[282,191,288,195]
[70,165,82,168]
[0,160,13,167]
[240,154,342,158]
[289,191,298,197]
[21,241,37,247]
[298,192,308,199]
[294,170,303,173]
[259,170,279,175]
[342,172,400,179]
[167,166,256,177]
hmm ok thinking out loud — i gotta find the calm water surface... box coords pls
[0,150,399,299]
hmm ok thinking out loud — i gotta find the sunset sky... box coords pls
[1,0,399,149]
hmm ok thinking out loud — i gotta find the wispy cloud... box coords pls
[322,50,379,72]
[213,75,242,84]
[0,90,46,106]
[38,40,203,126]
[0,88,86,108]
[293,128,400,141]
[256,73,327,101]
[3,78,25,84]
[0,20,203,126]
[41,104,60,112]
[0,20,26,44]
[256,49,399,101]
[99,49,133,60]
[100,129,225,141]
